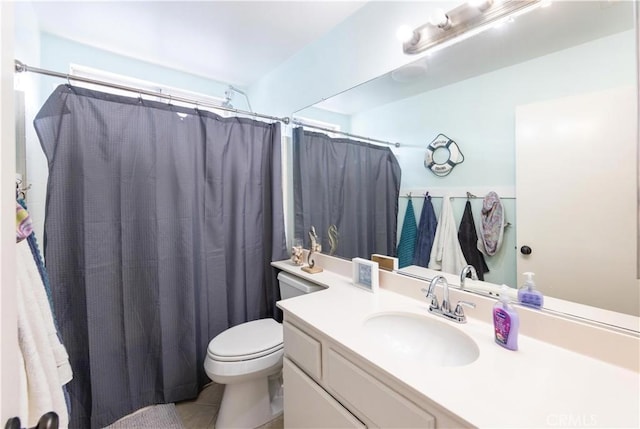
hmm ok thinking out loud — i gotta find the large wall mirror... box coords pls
[293,1,639,325]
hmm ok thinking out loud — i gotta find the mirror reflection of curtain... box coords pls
[292,127,401,260]
[34,85,287,428]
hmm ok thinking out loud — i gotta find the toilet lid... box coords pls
[207,318,283,362]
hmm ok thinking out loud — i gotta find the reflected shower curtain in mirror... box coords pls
[293,127,401,259]
[34,85,287,429]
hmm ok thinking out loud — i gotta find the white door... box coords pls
[515,86,638,316]
[1,0,20,422]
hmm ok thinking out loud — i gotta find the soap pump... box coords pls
[493,286,519,351]
[518,272,544,309]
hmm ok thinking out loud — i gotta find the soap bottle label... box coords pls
[521,293,542,307]
[494,308,511,346]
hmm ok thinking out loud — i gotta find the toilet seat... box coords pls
[207,319,283,362]
[204,319,284,384]
[208,343,283,362]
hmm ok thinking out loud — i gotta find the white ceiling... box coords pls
[31,0,367,87]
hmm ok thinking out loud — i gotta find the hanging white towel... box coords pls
[428,195,468,274]
[17,240,70,428]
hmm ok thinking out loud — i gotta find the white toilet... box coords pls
[204,272,325,429]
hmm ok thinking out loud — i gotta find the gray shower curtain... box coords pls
[293,127,401,259]
[34,85,287,428]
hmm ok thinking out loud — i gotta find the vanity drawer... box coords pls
[327,348,435,429]
[283,321,322,381]
[284,357,366,429]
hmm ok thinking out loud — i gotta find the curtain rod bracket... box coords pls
[15,60,27,73]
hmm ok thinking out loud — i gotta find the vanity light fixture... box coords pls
[403,0,541,55]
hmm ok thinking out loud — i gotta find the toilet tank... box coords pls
[278,272,326,300]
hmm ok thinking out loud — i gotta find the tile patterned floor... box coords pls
[175,383,284,429]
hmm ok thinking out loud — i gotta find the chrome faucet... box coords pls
[421,275,475,323]
[459,264,479,291]
[422,275,445,312]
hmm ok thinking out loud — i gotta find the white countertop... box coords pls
[273,260,640,428]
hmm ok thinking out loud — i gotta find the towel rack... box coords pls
[400,191,430,199]
[399,188,513,228]
[400,187,516,199]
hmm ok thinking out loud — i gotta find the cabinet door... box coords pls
[283,357,366,429]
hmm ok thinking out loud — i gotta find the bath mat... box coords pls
[104,404,184,429]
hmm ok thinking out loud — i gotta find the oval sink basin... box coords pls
[363,312,480,367]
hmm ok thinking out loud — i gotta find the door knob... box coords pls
[520,245,532,255]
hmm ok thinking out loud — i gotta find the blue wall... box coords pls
[292,106,351,133]
[39,33,232,99]
[352,30,635,190]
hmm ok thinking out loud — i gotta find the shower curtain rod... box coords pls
[292,119,401,148]
[14,60,290,125]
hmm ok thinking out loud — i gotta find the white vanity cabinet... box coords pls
[274,260,640,428]
[282,316,469,429]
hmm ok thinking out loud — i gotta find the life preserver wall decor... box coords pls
[424,133,464,177]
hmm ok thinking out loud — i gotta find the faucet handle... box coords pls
[420,288,440,311]
[454,300,476,318]
[429,296,440,311]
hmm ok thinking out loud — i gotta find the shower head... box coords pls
[222,87,234,109]
[221,85,253,113]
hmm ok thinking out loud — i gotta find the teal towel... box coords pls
[397,199,418,268]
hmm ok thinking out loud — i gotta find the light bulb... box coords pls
[468,0,493,11]
[396,25,415,43]
[429,9,451,29]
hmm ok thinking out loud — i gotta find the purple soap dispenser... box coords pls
[518,272,544,309]
[493,286,519,351]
